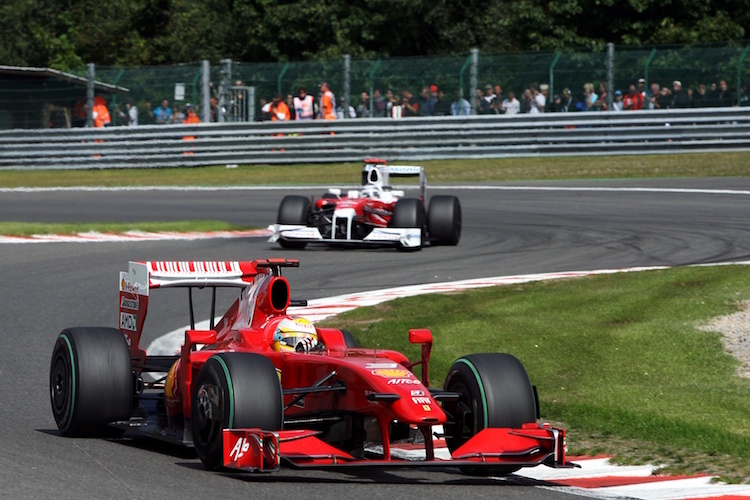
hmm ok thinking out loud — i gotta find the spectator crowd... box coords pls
[91,77,748,127]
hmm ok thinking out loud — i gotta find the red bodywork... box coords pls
[118,258,567,472]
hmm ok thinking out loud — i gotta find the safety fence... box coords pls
[2,41,750,130]
[1,108,748,170]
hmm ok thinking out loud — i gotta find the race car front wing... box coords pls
[268,224,423,248]
[222,423,570,472]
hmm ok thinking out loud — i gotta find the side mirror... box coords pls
[409,328,433,345]
[408,329,433,387]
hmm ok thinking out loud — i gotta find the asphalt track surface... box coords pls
[3,177,750,499]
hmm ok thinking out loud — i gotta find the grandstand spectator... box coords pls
[657,86,672,109]
[669,81,690,108]
[552,88,576,112]
[540,84,550,112]
[356,91,370,118]
[385,89,400,117]
[126,100,138,126]
[591,82,608,111]
[293,87,316,120]
[612,90,623,111]
[578,83,597,111]
[715,79,734,107]
[210,97,219,122]
[647,83,660,109]
[692,84,709,108]
[172,104,184,124]
[433,89,451,116]
[372,89,387,117]
[420,86,437,116]
[286,94,296,120]
[493,84,504,105]
[622,84,644,110]
[146,99,172,124]
[637,78,647,99]
[401,89,419,116]
[528,83,545,113]
[478,84,496,114]
[451,90,471,115]
[501,91,521,115]
[740,82,749,106]
[336,98,356,119]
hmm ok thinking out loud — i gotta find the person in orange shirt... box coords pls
[183,103,200,124]
[319,82,337,120]
[92,96,111,128]
[270,94,291,121]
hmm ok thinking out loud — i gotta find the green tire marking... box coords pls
[215,356,235,428]
[59,333,76,433]
[455,358,488,429]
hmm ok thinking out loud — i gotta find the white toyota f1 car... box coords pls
[268,159,461,250]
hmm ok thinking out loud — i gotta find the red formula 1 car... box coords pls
[50,258,569,474]
[268,159,461,250]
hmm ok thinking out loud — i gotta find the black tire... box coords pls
[389,198,426,251]
[49,327,133,437]
[277,195,310,249]
[443,353,537,475]
[191,353,283,470]
[341,329,359,348]
[428,195,462,245]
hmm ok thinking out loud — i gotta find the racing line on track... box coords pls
[146,263,750,500]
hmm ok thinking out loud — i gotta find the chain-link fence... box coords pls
[1,42,749,129]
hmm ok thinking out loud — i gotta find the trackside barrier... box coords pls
[0,108,749,169]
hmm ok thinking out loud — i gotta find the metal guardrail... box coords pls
[1,108,749,169]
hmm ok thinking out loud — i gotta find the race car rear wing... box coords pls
[363,158,426,200]
[118,259,299,366]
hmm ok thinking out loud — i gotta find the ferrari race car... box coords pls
[268,158,461,250]
[50,258,569,474]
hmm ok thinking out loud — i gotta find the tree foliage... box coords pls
[0,0,748,70]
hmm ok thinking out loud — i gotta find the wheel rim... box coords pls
[50,354,70,416]
[193,383,223,448]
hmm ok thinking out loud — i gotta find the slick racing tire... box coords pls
[427,195,462,246]
[192,353,283,470]
[389,198,426,251]
[443,353,537,476]
[49,327,133,437]
[277,195,310,249]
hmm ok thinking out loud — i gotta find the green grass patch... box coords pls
[324,265,750,481]
[2,151,750,187]
[0,220,252,237]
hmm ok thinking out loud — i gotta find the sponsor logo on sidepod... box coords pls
[120,296,139,310]
[371,368,412,378]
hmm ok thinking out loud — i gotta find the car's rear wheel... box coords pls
[443,353,537,476]
[191,353,283,470]
[389,198,426,251]
[49,327,133,437]
[428,195,462,245]
[277,195,310,249]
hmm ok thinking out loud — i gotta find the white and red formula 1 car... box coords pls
[268,159,461,250]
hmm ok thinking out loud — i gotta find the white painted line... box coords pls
[3,185,750,196]
[0,229,270,244]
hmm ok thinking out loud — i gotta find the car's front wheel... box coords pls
[442,353,537,476]
[191,353,283,470]
[389,198,426,251]
[277,195,310,249]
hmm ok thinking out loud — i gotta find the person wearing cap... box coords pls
[637,78,647,98]
[612,90,623,111]
[319,82,337,120]
[420,85,437,116]
[556,88,576,112]
[669,80,690,108]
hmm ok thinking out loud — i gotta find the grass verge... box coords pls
[0,220,253,237]
[1,152,750,187]
[324,264,750,482]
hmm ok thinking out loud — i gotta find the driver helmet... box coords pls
[273,317,319,352]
